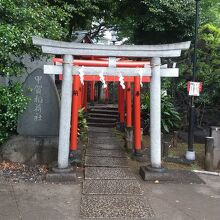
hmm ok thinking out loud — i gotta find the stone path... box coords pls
[80,127,154,219]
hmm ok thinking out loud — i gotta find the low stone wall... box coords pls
[0,135,58,165]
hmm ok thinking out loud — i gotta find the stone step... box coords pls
[85,167,136,180]
[89,109,119,115]
[87,143,121,150]
[88,139,121,146]
[88,132,116,138]
[88,127,115,132]
[87,122,116,128]
[87,117,117,124]
[80,195,154,219]
[85,156,128,167]
[85,149,126,158]
[89,105,118,111]
[82,179,143,195]
[88,113,118,119]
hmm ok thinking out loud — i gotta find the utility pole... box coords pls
[186,0,201,161]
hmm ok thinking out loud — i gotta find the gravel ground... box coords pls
[0,161,48,183]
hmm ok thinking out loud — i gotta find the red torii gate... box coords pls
[53,57,151,156]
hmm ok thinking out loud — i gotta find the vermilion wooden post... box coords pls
[90,81,95,105]
[119,85,125,129]
[81,84,84,108]
[78,83,82,109]
[126,81,132,128]
[70,75,80,151]
[83,82,88,111]
[88,82,91,102]
[105,83,109,103]
[134,76,141,155]
[95,83,98,101]
[118,83,121,113]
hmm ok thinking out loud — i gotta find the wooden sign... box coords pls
[187,81,202,96]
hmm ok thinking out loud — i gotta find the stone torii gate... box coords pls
[32,37,190,175]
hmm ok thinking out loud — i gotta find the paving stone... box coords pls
[88,127,114,133]
[85,156,128,167]
[88,135,117,139]
[80,195,154,219]
[86,149,126,158]
[89,139,121,145]
[87,143,121,150]
[83,179,143,195]
[140,166,205,184]
[85,167,136,180]
[89,135,116,139]
[88,137,118,143]
[88,129,114,134]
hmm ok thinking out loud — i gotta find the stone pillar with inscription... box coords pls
[17,68,60,136]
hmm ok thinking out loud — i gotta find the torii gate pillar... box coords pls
[78,83,82,109]
[118,84,125,130]
[90,81,95,105]
[126,82,132,128]
[125,81,133,150]
[134,77,141,155]
[150,57,162,169]
[70,75,80,152]
[57,54,73,169]
[105,84,109,103]
[83,82,88,111]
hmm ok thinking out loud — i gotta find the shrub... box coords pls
[0,83,29,144]
[78,108,88,141]
[141,92,181,133]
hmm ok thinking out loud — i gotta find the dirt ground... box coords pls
[142,134,206,171]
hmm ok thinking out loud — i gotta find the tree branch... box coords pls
[90,22,106,39]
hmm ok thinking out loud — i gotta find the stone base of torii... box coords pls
[33,36,190,180]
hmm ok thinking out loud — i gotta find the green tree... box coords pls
[195,24,220,123]
[0,0,69,144]
[165,24,220,127]
[47,0,117,40]
[0,0,69,77]
[201,0,220,27]
[112,0,195,44]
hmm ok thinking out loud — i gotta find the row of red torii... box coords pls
[54,57,151,158]
[33,37,190,173]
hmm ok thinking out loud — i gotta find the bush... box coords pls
[78,108,88,141]
[141,92,181,133]
[0,83,29,144]
[0,0,70,145]
[171,23,220,127]
[193,24,220,125]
